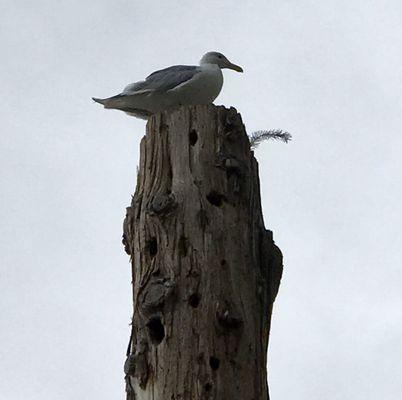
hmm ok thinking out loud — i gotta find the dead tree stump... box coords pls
[123,104,283,400]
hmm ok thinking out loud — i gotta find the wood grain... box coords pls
[123,104,282,400]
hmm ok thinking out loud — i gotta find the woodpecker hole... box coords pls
[204,383,212,392]
[146,317,165,345]
[209,356,220,370]
[189,129,198,146]
[188,293,201,308]
[147,237,158,257]
[206,191,226,207]
[220,259,227,267]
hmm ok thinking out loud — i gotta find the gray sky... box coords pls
[1,1,401,399]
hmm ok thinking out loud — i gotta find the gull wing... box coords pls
[123,65,201,95]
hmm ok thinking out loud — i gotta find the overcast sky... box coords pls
[1,1,401,399]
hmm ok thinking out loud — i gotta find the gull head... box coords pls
[200,51,243,72]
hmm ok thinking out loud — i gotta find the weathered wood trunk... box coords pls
[123,104,282,400]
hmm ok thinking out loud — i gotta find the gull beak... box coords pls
[227,62,244,73]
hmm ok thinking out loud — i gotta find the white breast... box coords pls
[167,64,224,107]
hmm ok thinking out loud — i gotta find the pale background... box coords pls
[1,1,401,399]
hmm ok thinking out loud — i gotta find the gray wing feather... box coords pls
[123,65,200,94]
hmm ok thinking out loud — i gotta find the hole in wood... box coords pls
[188,293,201,308]
[189,129,198,146]
[178,236,188,257]
[146,317,165,345]
[204,383,212,392]
[217,309,243,330]
[220,259,227,267]
[206,191,226,207]
[209,356,220,370]
[147,237,158,257]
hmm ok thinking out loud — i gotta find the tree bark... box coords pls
[122,104,283,400]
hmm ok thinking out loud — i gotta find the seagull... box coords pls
[92,51,243,119]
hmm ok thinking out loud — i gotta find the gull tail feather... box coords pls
[92,94,126,109]
[92,95,152,119]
